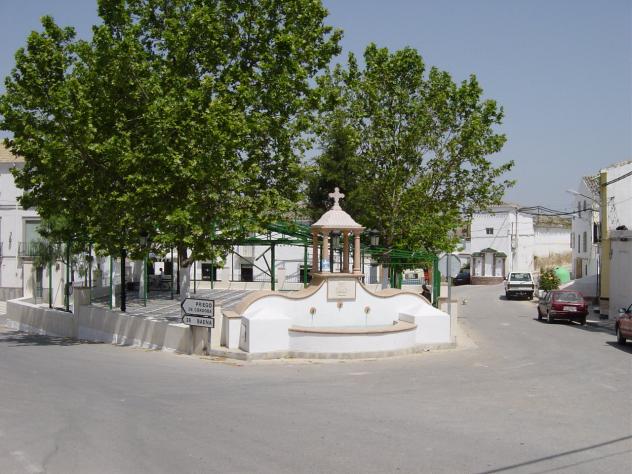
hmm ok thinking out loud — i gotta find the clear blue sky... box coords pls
[1,0,630,210]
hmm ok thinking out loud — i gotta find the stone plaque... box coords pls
[327,278,356,300]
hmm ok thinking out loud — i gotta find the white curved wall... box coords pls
[239,282,452,353]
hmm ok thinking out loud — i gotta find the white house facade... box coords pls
[468,204,571,283]
[1,146,37,298]
[601,160,632,315]
[569,176,600,279]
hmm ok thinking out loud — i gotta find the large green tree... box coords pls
[310,44,513,253]
[1,0,341,301]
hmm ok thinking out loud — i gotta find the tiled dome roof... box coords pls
[312,207,363,229]
[311,187,364,230]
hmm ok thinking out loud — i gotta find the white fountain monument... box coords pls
[221,188,453,358]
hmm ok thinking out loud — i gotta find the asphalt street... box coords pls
[0,284,630,474]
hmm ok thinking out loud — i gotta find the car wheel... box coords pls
[616,326,626,345]
[505,292,511,300]
[528,293,533,300]
[579,316,586,326]
[547,311,554,324]
[537,307,542,321]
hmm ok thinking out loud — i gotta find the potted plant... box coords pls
[538,268,561,298]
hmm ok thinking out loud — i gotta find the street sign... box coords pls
[181,298,215,318]
[182,314,215,328]
[438,254,461,278]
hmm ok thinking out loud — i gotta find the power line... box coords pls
[602,169,632,187]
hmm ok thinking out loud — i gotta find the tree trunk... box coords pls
[178,245,191,314]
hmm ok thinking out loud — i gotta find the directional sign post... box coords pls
[181,314,215,328]
[181,298,215,355]
[181,298,215,318]
[438,254,461,317]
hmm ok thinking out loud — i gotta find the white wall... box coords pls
[604,161,632,232]
[609,231,632,317]
[0,162,42,289]
[470,206,535,273]
[570,177,600,278]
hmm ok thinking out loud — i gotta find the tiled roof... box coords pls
[0,143,24,163]
[582,175,600,197]
[311,207,363,229]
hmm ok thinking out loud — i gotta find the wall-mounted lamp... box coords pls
[369,229,380,247]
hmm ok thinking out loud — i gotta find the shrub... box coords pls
[539,268,561,292]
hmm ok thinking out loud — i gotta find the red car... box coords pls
[537,290,588,325]
[616,304,632,345]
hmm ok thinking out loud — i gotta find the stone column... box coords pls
[343,231,350,273]
[322,230,330,272]
[311,231,319,273]
[353,231,361,274]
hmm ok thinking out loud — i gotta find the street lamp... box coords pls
[369,229,380,247]
[329,230,340,272]
[331,230,341,249]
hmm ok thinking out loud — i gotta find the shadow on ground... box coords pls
[0,329,102,347]
[605,340,632,354]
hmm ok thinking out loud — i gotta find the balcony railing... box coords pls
[18,241,47,257]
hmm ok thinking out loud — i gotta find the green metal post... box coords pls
[361,248,365,279]
[109,256,113,309]
[65,241,70,312]
[48,259,52,308]
[120,248,126,313]
[210,261,214,289]
[270,244,276,291]
[303,245,308,287]
[88,243,92,289]
[170,247,174,300]
[193,260,197,293]
[319,243,323,272]
[432,255,440,308]
[143,252,148,307]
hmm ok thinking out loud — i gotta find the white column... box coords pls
[311,231,319,273]
[322,230,330,272]
[343,231,350,273]
[353,231,361,274]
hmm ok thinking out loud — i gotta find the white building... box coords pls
[0,144,65,303]
[569,175,600,279]
[468,204,571,282]
[600,160,632,315]
[470,204,532,275]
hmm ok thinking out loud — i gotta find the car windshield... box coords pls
[510,273,531,281]
[553,292,582,302]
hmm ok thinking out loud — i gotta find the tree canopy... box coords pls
[308,44,513,253]
[1,0,342,266]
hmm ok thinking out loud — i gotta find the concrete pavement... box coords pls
[0,283,630,473]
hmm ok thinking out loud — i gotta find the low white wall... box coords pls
[6,298,75,338]
[5,297,195,354]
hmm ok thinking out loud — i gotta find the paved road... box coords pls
[0,284,630,473]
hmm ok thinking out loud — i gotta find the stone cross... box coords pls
[329,187,345,209]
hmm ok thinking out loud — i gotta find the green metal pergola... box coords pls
[209,221,441,307]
